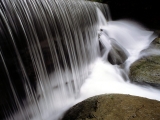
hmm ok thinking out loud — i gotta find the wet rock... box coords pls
[108,39,129,65]
[151,37,160,49]
[129,55,160,86]
[129,37,160,86]
[62,94,160,120]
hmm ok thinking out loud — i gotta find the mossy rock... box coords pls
[129,37,160,86]
[62,94,160,120]
[129,55,160,86]
[151,37,160,49]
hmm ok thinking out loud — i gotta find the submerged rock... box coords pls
[108,39,129,65]
[62,94,160,120]
[129,37,160,87]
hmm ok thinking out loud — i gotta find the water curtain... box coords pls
[0,0,109,119]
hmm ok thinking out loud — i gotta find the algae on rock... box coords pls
[129,36,160,86]
[62,94,160,120]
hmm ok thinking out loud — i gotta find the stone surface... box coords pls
[129,55,160,85]
[62,94,160,120]
[129,37,160,86]
[151,37,160,48]
[108,39,129,65]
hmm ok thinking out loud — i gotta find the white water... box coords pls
[5,19,159,120]
[1,1,160,120]
[6,13,160,120]
[44,20,159,120]
[63,19,160,119]
[78,10,159,101]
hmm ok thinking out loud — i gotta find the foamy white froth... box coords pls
[80,18,159,101]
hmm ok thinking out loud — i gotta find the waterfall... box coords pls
[0,0,109,119]
[0,0,159,120]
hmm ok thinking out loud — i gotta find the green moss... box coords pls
[129,55,160,84]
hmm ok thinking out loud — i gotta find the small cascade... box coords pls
[0,0,159,120]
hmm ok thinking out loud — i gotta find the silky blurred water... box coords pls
[0,0,160,120]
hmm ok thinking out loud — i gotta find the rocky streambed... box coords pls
[62,35,160,120]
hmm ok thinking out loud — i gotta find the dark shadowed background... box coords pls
[97,0,160,29]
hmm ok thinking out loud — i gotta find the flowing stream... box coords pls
[0,0,160,120]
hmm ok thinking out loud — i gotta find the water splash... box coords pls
[80,17,159,101]
[80,58,160,100]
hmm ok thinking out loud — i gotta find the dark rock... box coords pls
[108,39,129,65]
[151,37,160,48]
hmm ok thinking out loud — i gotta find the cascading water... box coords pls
[0,0,109,119]
[0,0,160,120]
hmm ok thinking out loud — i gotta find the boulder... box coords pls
[108,39,129,65]
[129,37,160,87]
[62,94,160,120]
[129,55,160,86]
